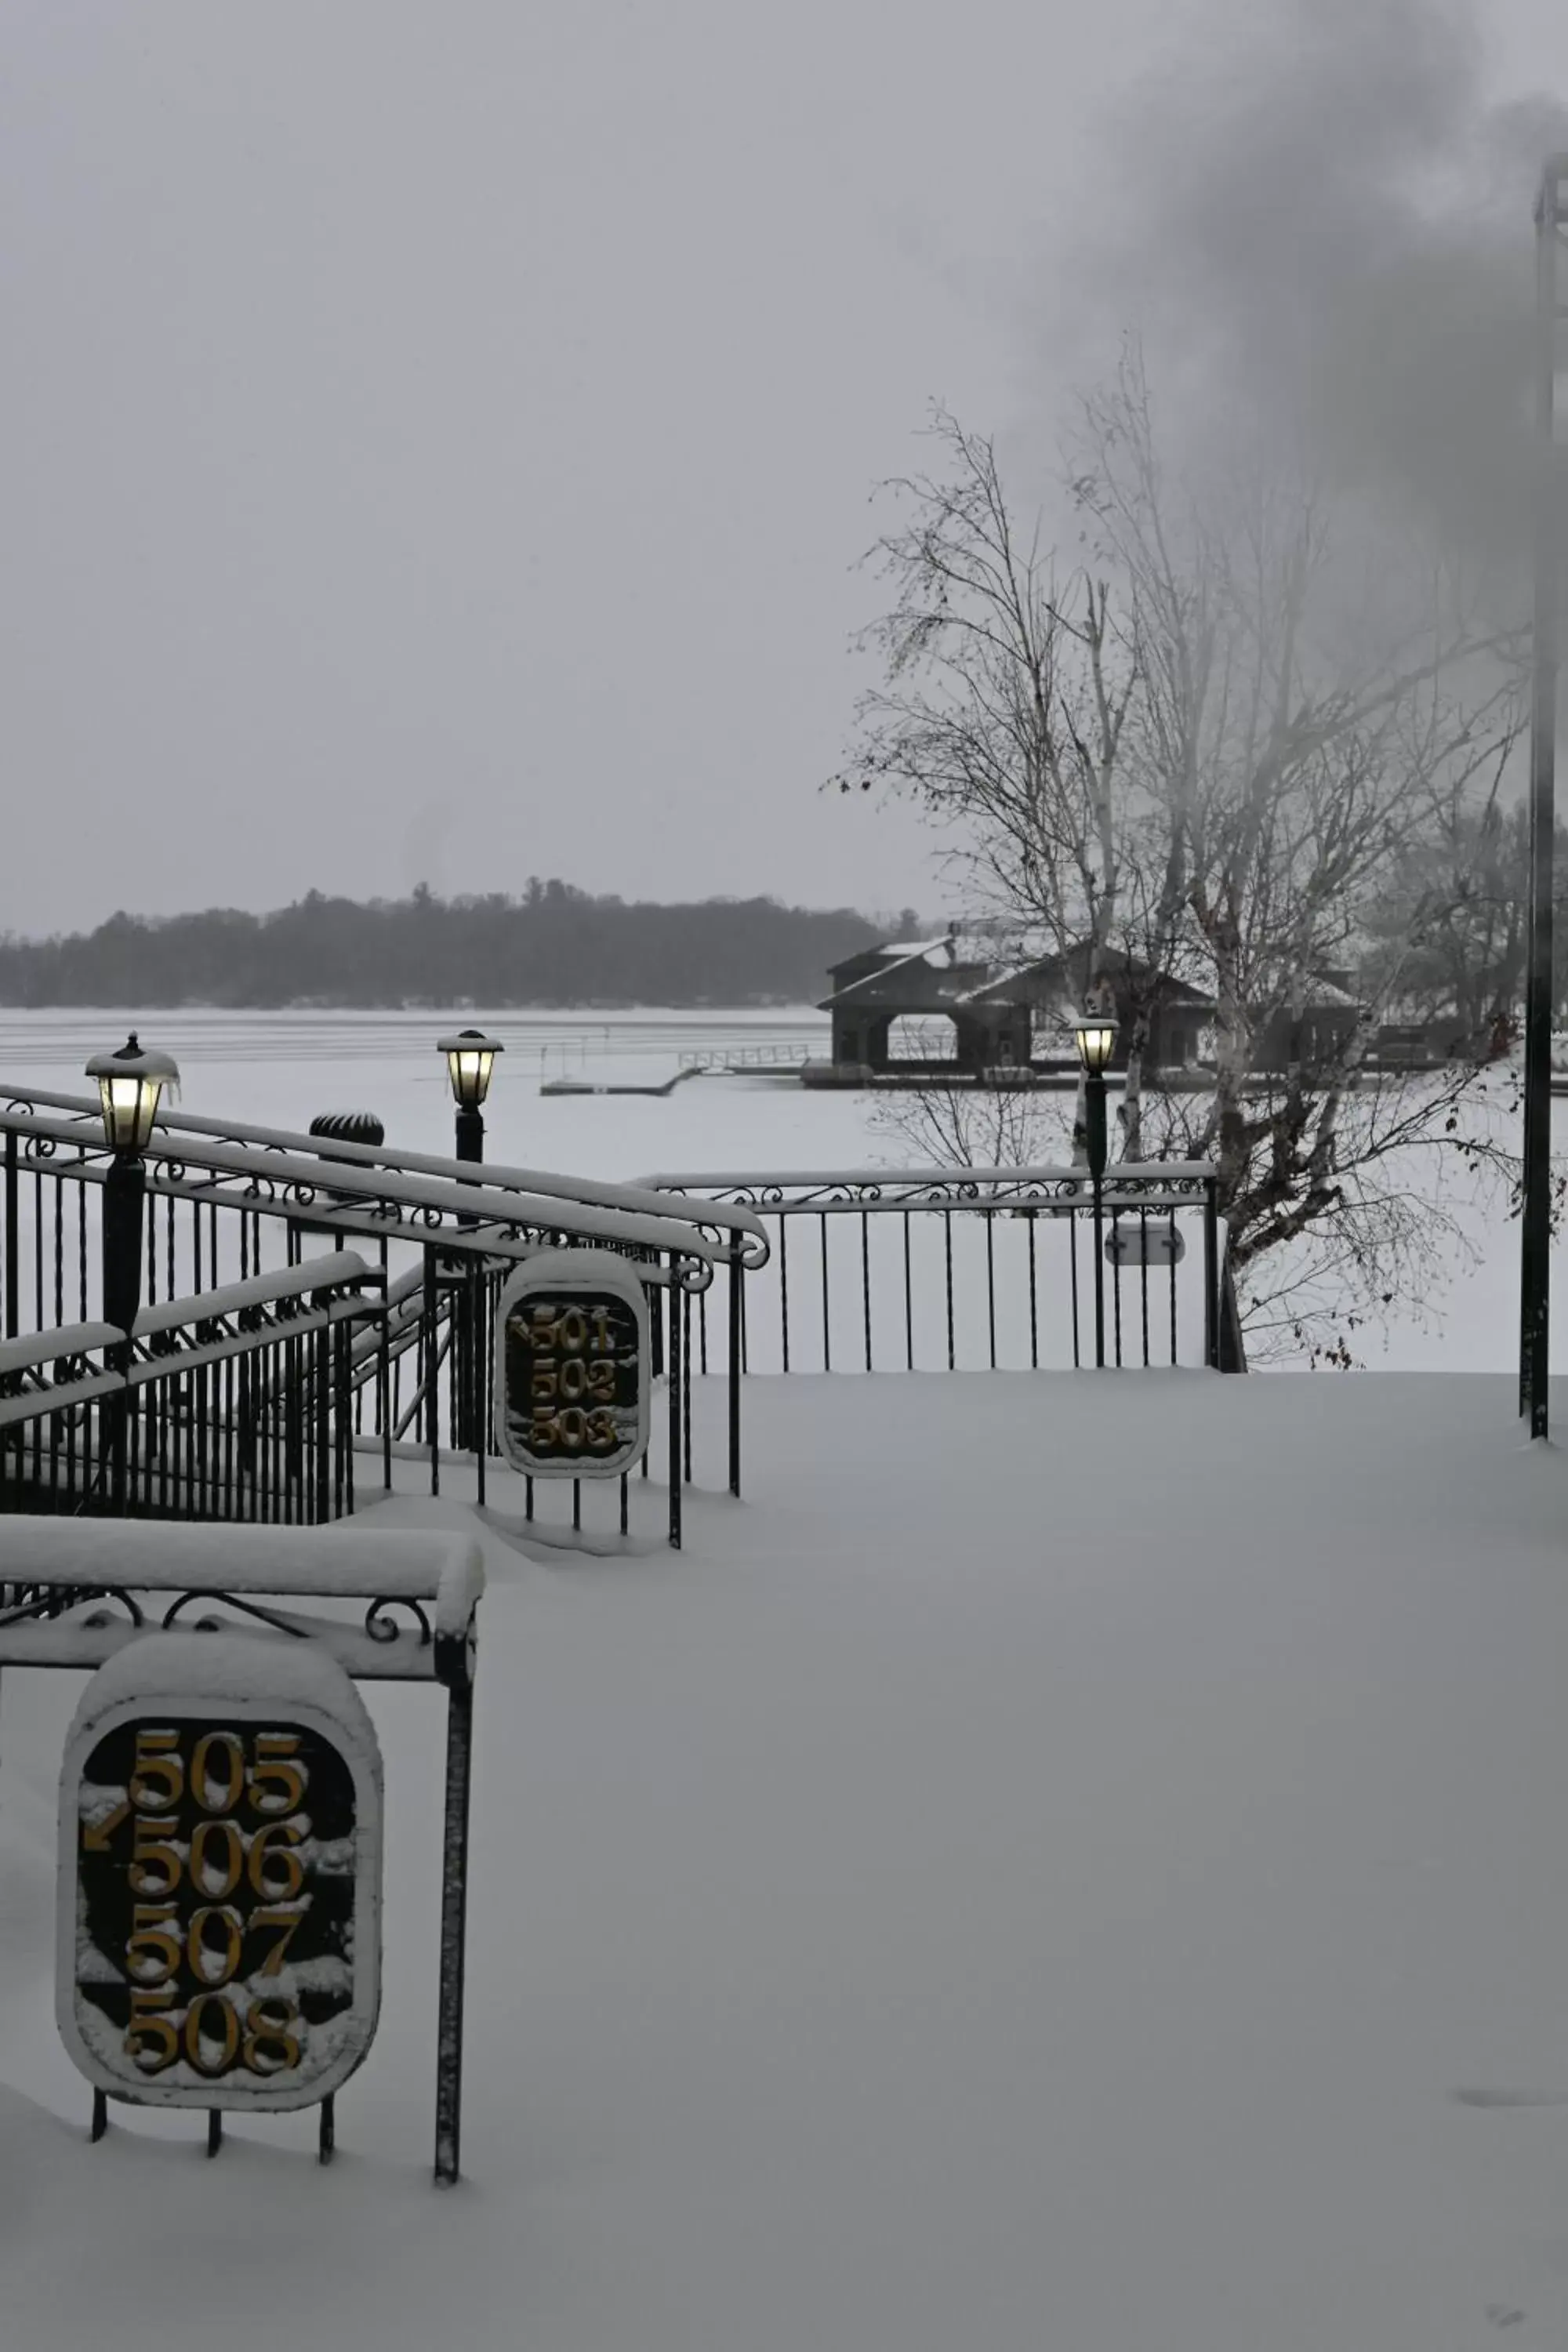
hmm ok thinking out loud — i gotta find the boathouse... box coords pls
[817,934,1211,1078]
[817,933,1373,1080]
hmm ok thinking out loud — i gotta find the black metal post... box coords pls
[101,1156,147,1339]
[423,1247,441,1496]
[1203,1178,1220,1372]
[1522,159,1562,1441]
[728,1236,742,1498]
[453,1108,485,1168]
[101,1156,147,1509]
[1086,1072,1107,1371]
[434,1664,474,2186]
[667,1261,682,1551]
[4,1129,16,1340]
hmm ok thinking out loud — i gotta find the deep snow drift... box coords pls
[4,1368,1568,2348]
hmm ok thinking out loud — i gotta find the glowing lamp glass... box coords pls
[99,1073,162,1153]
[439,1030,503,1111]
[1073,1018,1119,1076]
[85,1033,176,1156]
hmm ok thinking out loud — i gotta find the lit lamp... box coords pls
[87,1031,179,1162]
[437,1029,503,1165]
[1070,1007,1119,1179]
[1070,1003,1119,1370]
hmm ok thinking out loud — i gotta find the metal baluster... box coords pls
[1112,1213,1123,1367]
[430,1250,445,1497]
[861,1210,872,1372]
[1027,1213,1039,1369]
[1069,1207,1081,1368]
[666,1259,682,1550]
[2,1129,16,1338]
[1203,1178,1219,1370]
[728,1236,742,1497]
[985,1209,996,1370]
[944,1210,955,1372]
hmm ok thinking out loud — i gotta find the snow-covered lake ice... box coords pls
[0,1004,1551,1372]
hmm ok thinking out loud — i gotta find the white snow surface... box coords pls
[4,1369,1568,2347]
[63,1628,382,1723]
[0,1517,483,1610]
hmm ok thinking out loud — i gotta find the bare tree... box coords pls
[840,349,1531,1358]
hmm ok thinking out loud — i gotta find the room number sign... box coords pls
[58,1635,383,2111]
[497,1249,651,1478]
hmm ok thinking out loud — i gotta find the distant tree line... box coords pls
[0,880,909,1009]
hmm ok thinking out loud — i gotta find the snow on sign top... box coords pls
[496,1248,652,1481]
[57,1634,384,2114]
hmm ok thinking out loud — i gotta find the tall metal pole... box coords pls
[1522,161,1563,1440]
[1087,1070,1108,1370]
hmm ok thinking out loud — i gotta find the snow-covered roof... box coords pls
[870,937,953,960]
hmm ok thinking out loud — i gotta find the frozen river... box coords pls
[0,1006,1548,1374]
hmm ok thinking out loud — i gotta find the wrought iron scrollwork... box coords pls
[161,1589,309,1638]
[365,1595,432,1646]
[78,1588,147,1632]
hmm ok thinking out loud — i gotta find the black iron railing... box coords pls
[638,1161,1246,1379]
[0,1087,750,1544]
[0,1084,1247,1546]
[0,1250,380,1523]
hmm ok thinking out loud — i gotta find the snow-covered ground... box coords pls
[4,1370,1568,2349]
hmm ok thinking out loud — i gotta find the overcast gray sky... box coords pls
[3,0,1566,936]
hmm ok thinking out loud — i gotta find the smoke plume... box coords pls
[1060,0,1568,572]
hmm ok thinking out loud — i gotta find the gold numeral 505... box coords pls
[125,1728,307,1820]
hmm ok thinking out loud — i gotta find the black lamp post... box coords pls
[437,1031,503,1456]
[437,1031,503,1167]
[85,1033,179,1504]
[1072,1006,1119,1370]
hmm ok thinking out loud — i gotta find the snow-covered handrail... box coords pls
[0,1100,739,1276]
[132,1250,379,1336]
[641,1161,1216,1189]
[0,1254,383,1428]
[0,1319,122,1379]
[0,1083,768,1265]
[0,1519,484,1685]
[637,1162,1218,1213]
